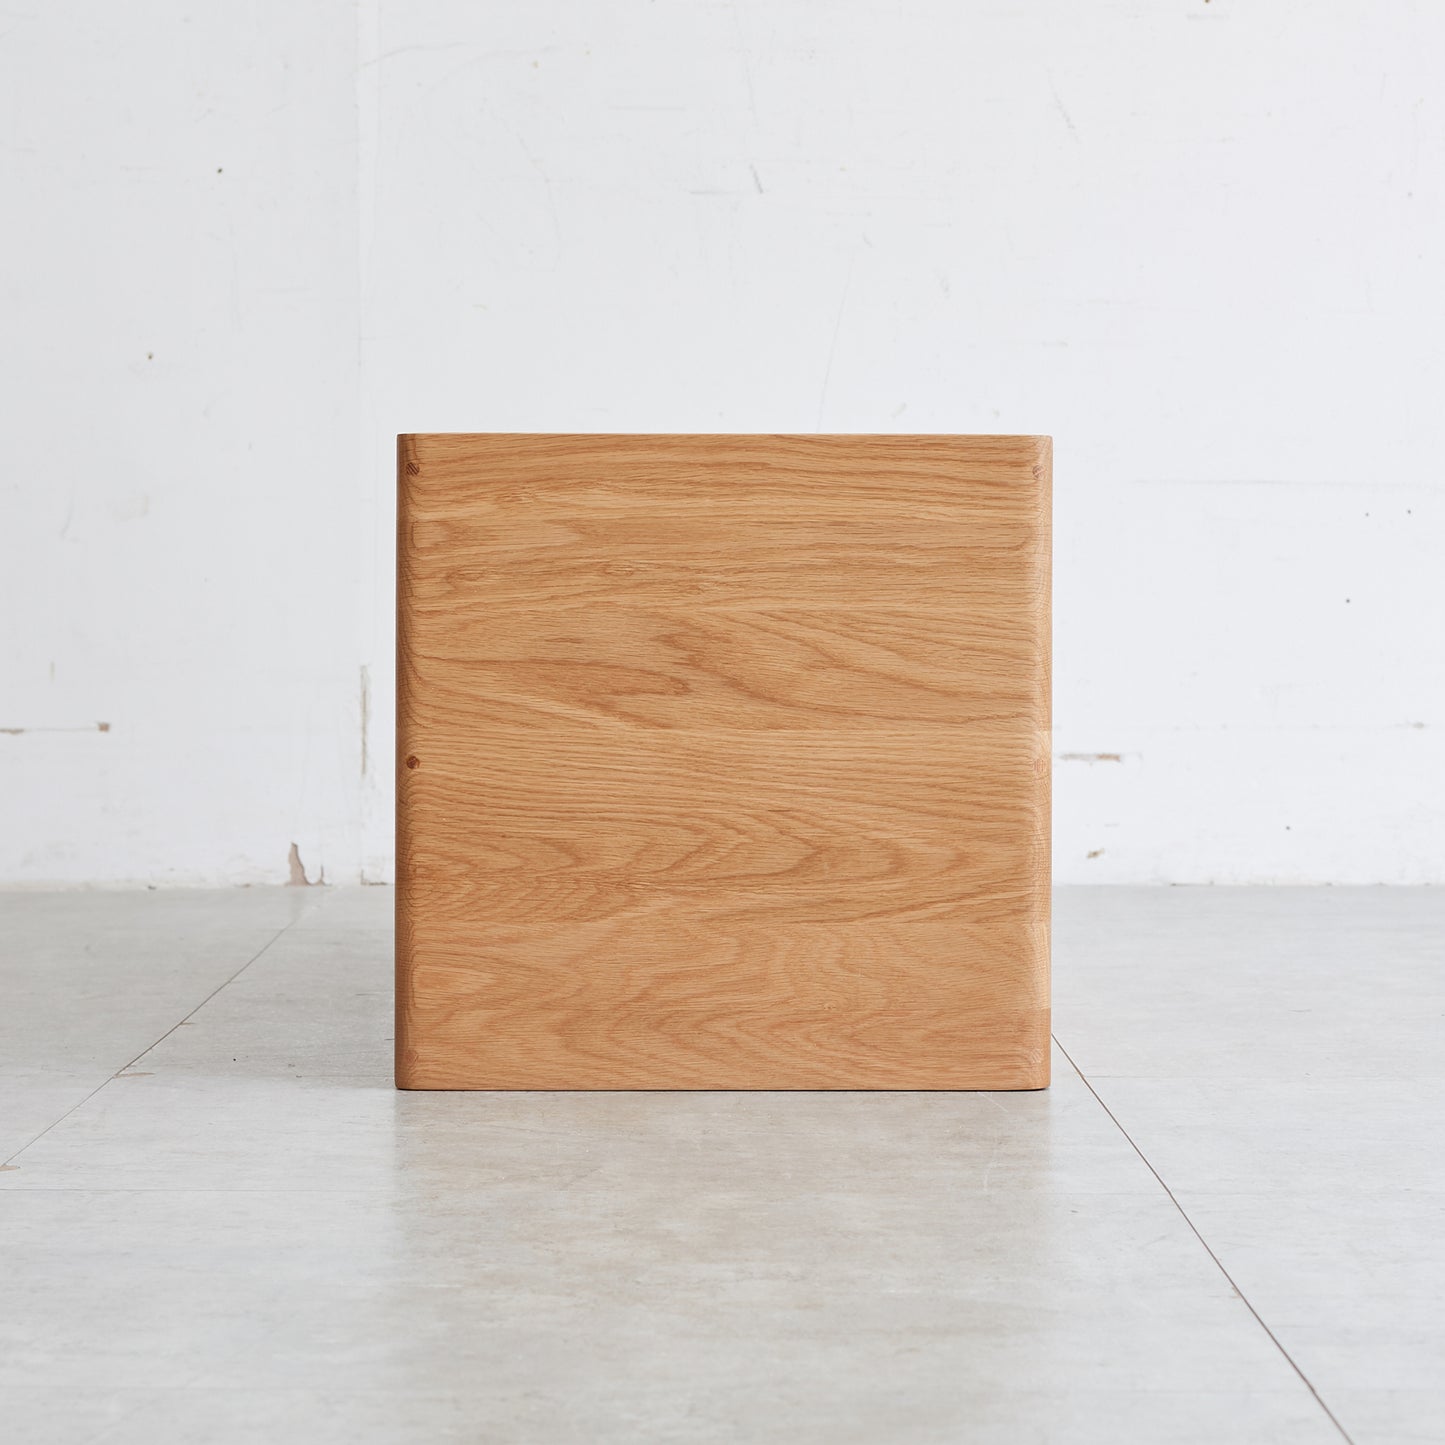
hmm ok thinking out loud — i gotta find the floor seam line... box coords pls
[1051,1033,1356,1445]
[0,915,302,1170]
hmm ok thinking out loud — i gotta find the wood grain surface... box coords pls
[397,434,1051,1089]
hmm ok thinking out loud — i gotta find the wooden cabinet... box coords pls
[397,434,1050,1089]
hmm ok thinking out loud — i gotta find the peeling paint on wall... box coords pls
[287,842,313,887]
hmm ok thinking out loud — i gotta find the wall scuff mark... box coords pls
[360,664,371,777]
[0,722,112,735]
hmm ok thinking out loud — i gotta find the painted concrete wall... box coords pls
[2,3,362,886]
[5,2,1443,885]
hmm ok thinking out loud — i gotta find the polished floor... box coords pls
[1,887,1441,1444]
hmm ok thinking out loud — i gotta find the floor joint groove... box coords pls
[1052,1033,1356,1445]
[0,917,300,1170]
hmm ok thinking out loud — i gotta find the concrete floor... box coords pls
[1,888,1442,1444]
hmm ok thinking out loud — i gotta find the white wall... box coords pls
[4,1,1442,886]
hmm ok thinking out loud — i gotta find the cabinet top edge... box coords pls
[399,433,1051,444]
